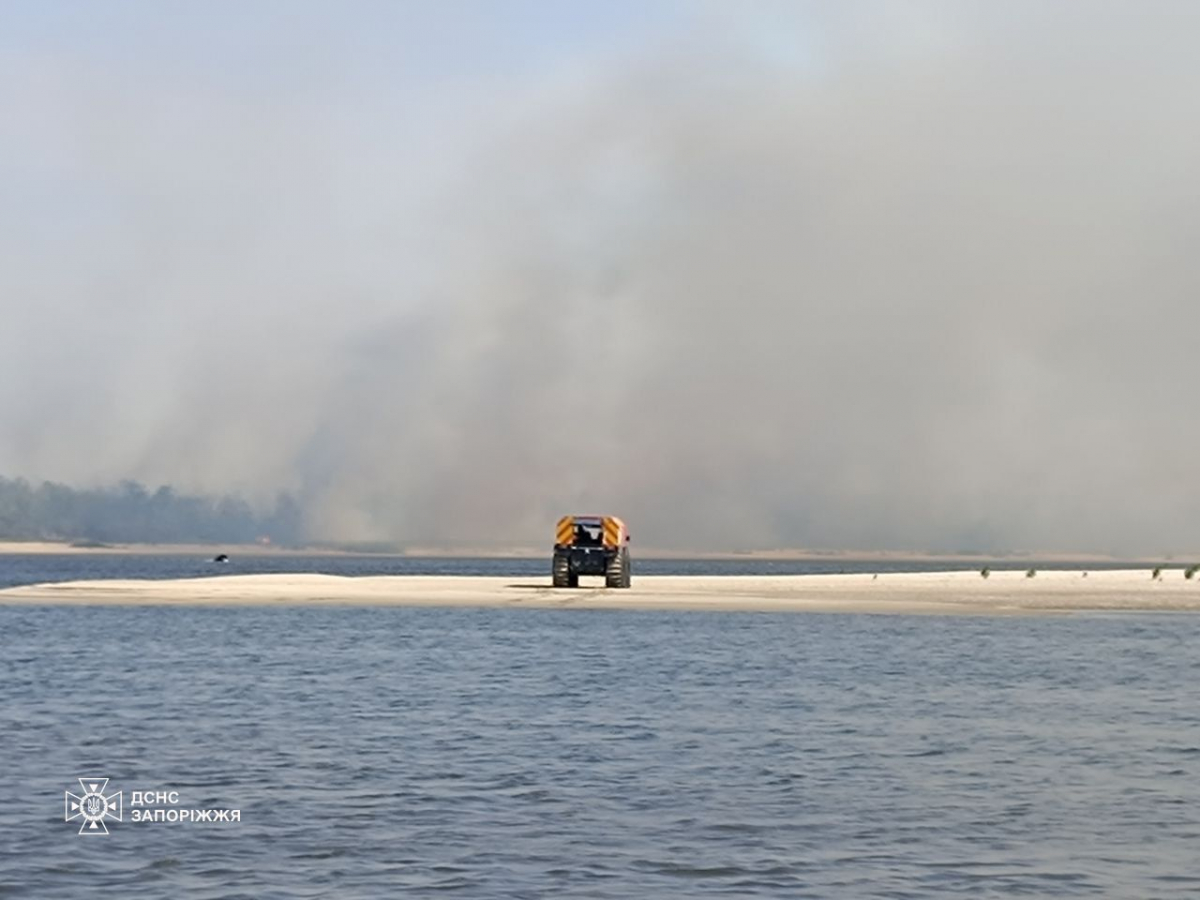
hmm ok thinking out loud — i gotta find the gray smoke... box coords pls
[3,2,1200,553]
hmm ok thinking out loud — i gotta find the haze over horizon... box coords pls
[3,1,1199,555]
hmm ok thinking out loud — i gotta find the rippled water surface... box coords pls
[4,562,1200,897]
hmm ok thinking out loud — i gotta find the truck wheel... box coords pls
[606,550,628,589]
[552,555,570,588]
[622,548,632,588]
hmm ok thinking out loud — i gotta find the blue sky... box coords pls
[0,2,693,93]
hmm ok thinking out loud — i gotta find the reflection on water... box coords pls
[4,603,1200,897]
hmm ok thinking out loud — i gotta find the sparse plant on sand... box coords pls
[980,567,990,579]
[1185,565,1198,580]
[1152,567,1162,580]
[1026,568,1036,578]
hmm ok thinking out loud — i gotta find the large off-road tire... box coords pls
[606,548,631,589]
[552,554,570,588]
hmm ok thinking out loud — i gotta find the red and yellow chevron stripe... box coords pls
[602,517,621,548]
[555,516,575,546]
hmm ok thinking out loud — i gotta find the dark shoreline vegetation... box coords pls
[0,475,302,545]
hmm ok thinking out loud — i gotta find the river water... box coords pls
[2,555,1199,897]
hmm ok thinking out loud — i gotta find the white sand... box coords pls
[2,569,1199,613]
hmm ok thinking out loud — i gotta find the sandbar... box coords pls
[2,569,1199,614]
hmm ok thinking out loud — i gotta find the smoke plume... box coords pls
[3,2,1200,553]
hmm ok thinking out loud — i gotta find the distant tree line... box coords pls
[0,475,304,546]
